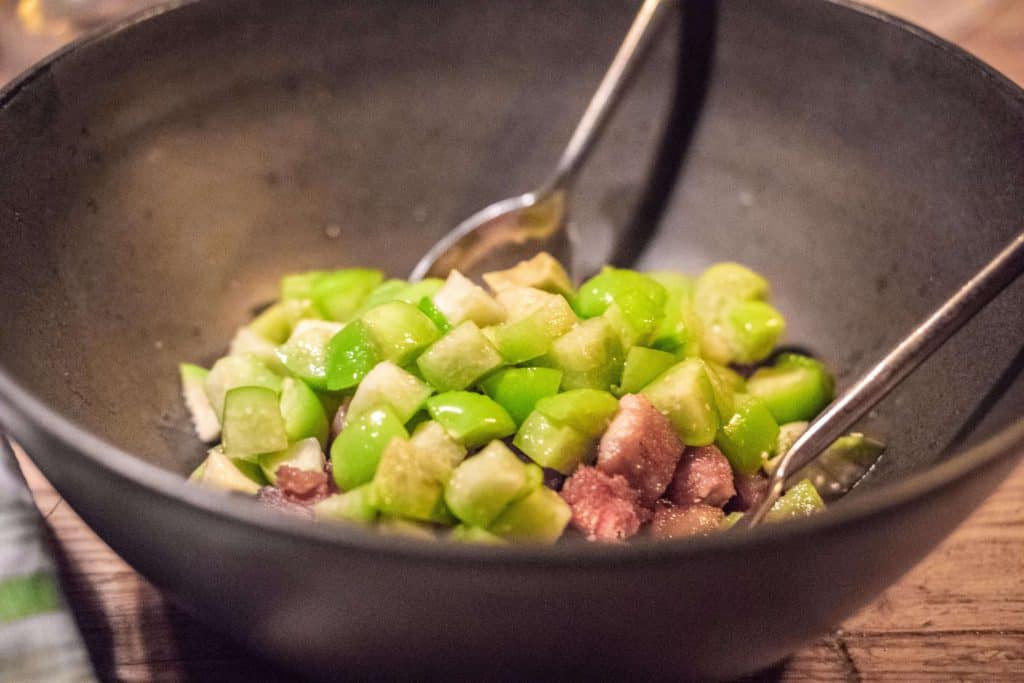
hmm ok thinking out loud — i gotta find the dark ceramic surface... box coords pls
[0,0,1021,678]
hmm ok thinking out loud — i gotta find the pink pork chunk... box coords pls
[731,472,769,511]
[649,503,725,540]
[560,466,650,542]
[596,394,685,507]
[665,445,736,508]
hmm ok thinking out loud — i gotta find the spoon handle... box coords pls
[742,230,1024,528]
[546,0,677,192]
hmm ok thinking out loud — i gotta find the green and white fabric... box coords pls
[0,438,95,682]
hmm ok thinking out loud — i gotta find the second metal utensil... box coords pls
[741,231,1024,529]
[409,0,677,283]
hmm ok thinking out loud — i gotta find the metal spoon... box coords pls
[741,231,1024,529]
[409,0,677,283]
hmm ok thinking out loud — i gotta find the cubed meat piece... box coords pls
[649,503,724,539]
[276,465,331,504]
[597,394,684,506]
[731,472,769,511]
[560,466,649,542]
[256,486,314,519]
[665,445,736,508]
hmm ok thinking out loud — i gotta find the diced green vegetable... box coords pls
[766,479,825,522]
[765,431,884,501]
[279,377,329,446]
[396,278,445,304]
[425,392,516,448]
[310,268,383,321]
[618,347,677,395]
[479,367,563,425]
[450,525,508,545]
[277,319,344,390]
[356,279,409,314]
[228,327,289,375]
[347,361,432,424]
[259,437,325,485]
[281,271,327,301]
[331,406,408,490]
[372,436,455,524]
[489,486,571,545]
[250,299,317,344]
[221,386,289,458]
[748,353,834,423]
[197,448,264,494]
[325,319,380,390]
[715,394,780,475]
[314,485,378,524]
[722,300,786,364]
[204,355,283,421]
[648,272,701,355]
[416,321,503,392]
[513,410,592,474]
[445,441,537,528]
[774,421,809,459]
[360,301,440,365]
[417,296,452,333]
[376,517,439,540]
[533,389,618,437]
[573,267,667,345]
[641,358,720,445]
[537,317,623,391]
[487,288,578,363]
[432,270,506,327]
[483,252,574,299]
[409,420,467,468]
[180,363,220,442]
[693,262,769,321]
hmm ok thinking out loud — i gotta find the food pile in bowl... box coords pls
[180,253,882,544]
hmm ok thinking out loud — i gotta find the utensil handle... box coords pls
[743,230,1024,528]
[547,0,677,192]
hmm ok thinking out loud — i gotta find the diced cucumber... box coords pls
[325,319,380,390]
[409,420,467,469]
[277,319,344,390]
[640,358,720,445]
[417,296,452,333]
[537,317,623,391]
[314,484,378,524]
[479,367,562,425]
[376,517,439,541]
[715,394,780,475]
[222,386,289,458]
[573,267,667,345]
[310,268,383,321]
[489,486,571,545]
[425,392,516,449]
[513,410,593,474]
[331,406,408,490]
[600,302,642,350]
[360,301,440,365]
[416,321,503,392]
[356,279,409,314]
[445,441,536,528]
[347,361,433,424]
[279,377,329,446]
[198,448,264,494]
[693,262,769,321]
[281,271,327,300]
[180,363,220,442]
[774,421,809,460]
[395,278,445,305]
[534,389,618,438]
[228,327,289,375]
[618,347,677,395]
[648,271,701,355]
[747,353,834,423]
[250,299,317,344]
[765,479,825,522]
[259,437,325,485]
[721,300,786,364]
[483,252,574,299]
[487,289,577,363]
[204,355,283,421]
[432,270,506,327]
[372,437,455,524]
[450,525,509,545]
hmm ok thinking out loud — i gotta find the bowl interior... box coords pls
[0,0,1021,500]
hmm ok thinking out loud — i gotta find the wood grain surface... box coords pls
[9,0,1024,680]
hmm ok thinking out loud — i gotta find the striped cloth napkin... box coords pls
[0,438,95,682]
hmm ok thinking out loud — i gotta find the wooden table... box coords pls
[9,1,1024,680]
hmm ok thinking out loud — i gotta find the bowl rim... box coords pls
[0,0,1022,566]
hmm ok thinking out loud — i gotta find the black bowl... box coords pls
[0,0,1021,679]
